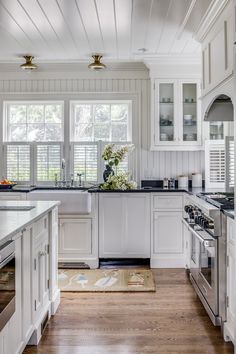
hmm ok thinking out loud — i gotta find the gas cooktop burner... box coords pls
[197,192,234,210]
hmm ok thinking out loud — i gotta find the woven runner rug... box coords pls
[58,268,155,292]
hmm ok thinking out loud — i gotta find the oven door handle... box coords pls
[182,218,215,248]
[182,218,191,230]
[0,252,15,269]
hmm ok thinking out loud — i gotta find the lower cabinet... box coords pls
[32,218,49,323]
[59,218,92,255]
[0,207,59,353]
[151,194,184,268]
[224,217,236,345]
[58,217,97,267]
[99,193,151,258]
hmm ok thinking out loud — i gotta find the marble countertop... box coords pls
[0,200,60,245]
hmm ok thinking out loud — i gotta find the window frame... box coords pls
[1,94,138,186]
[3,100,64,143]
[70,100,132,143]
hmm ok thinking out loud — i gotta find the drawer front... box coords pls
[153,195,183,210]
[34,215,48,239]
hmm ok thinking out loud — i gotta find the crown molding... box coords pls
[144,54,201,67]
[195,0,230,42]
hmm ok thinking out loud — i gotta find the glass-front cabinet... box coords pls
[151,79,202,150]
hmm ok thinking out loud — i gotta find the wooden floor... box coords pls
[24,269,234,354]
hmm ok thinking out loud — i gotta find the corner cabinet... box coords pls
[150,79,202,151]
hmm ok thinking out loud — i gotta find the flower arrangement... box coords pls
[102,144,134,168]
[100,172,137,190]
[100,144,137,190]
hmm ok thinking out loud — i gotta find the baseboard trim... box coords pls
[151,256,185,268]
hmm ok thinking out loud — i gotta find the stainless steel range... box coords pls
[183,194,227,326]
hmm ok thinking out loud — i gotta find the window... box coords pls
[70,101,132,183]
[4,101,64,184]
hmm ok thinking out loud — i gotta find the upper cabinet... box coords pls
[150,79,202,151]
[200,1,234,96]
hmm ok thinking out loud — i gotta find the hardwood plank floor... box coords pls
[24,269,234,354]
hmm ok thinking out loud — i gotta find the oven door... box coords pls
[0,241,15,331]
[198,237,218,314]
[189,226,218,313]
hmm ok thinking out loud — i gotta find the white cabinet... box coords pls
[201,1,234,96]
[32,216,49,322]
[224,216,236,345]
[151,79,201,151]
[59,218,92,257]
[99,193,150,258]
[151,194,184,268]
[0,206,59,353]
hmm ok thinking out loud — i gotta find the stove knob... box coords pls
[208,222,214,229]
[203,220,209,228]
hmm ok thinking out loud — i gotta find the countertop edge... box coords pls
[0,201,60,245]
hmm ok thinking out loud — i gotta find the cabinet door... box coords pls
[153,211,183,254]
[125,194,150,257]
[99,194,124,257]
[32,220,49,320]
[59,218,92,256]
[154,80,177,146]
[180,81,201,146]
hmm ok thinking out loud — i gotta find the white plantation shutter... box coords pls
[205,140,225,189]
[225,137,234,190]
[4,144,30,182]
[73,143,98,183]
[36,144,62,182]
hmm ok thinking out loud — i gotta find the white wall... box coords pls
[0,62,204,183]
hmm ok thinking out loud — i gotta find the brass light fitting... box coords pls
[88,55,106,70]
[20,56,38,71]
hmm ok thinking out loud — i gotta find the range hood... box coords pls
[204,95,233,122]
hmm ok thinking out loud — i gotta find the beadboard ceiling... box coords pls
[0,0,213,64]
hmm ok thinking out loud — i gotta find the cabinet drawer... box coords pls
[153,195,183,210]
[34,215,48,238]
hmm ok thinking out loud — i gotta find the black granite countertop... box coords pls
[223,209,234,219]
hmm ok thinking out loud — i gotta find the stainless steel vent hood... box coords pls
[204,95,233,122]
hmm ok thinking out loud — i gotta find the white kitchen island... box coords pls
[0,200,60,354]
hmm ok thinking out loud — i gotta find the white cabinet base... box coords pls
[28,303,51,346]
[150,255,185,268]
[51,288,61,316]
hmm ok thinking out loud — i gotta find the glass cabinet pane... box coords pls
[159,83,174,142]
[182,83,197,142]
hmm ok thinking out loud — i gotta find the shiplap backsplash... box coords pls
[0,73,204,182]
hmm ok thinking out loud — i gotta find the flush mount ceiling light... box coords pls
[88,55,106,70]
[20,56,38,71]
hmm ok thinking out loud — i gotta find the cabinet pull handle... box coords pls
[39,251,47,257]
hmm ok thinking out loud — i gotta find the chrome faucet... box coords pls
[77,173,84,187]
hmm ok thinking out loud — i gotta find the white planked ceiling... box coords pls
[0,0,213,64]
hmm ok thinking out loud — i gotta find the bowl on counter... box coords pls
[0,183,17,189]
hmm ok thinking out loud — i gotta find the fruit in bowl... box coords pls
[0,180,17,189]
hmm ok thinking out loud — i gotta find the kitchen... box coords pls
[0,0,234,353]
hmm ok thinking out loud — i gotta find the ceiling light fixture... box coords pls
[88,55,106,70]
[20,56,38,71]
